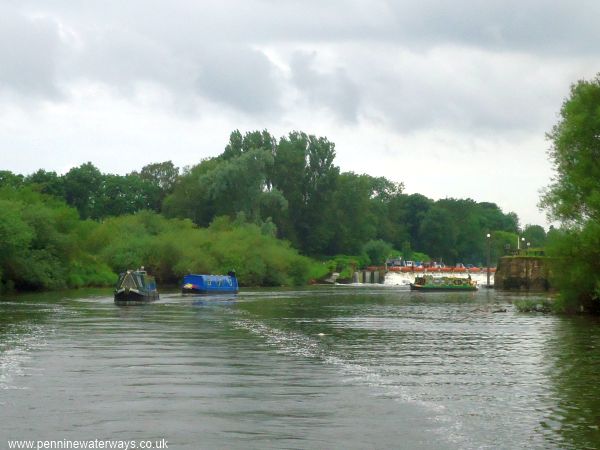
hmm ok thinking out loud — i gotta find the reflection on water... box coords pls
[539,316,600,449]
[1,286,599,449]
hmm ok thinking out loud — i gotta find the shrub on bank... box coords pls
[544,223,600,314]
[319,255,370,282]
[0,186,320,291]
[67,258,117,288]
[514,298,554,313]
[85,213,317,287]
[0,187,113,291]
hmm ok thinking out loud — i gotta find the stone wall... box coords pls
[494,256,551,291]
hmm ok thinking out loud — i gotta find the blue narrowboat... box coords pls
[182,271,239,294]
[114,268,159,303]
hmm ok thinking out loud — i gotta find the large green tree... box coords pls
[162,158,220,226]
[25,169,65,198]
[404,194,434,251]
[272,131,339,255]
[62,162,104,219]
[541,74,600,312]
[205,147,284,220]
[330,173,378,254]
[419,206,458,263]
[98,174,160,216]
[138,160,179,209]
[541,75,600,224]
[163,131,286,227]
[0,171,24,189]
[522,224,547,248]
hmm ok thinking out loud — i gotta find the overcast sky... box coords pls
[1,0,598,228]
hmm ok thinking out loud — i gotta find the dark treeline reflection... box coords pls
[541,315,600,449]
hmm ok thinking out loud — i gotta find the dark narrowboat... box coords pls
[114,268,159,302]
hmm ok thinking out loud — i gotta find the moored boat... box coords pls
[114,268,159,302]
[410,275,478,292]
[181,271,239,294]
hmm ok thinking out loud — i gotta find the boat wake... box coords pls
[232,316,469,448]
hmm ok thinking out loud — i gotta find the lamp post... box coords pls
[486,233,491,288]
[520,237,525,254]
[526,242,531,290]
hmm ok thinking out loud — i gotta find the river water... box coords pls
[1,286,599,449]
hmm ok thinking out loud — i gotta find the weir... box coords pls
[351,270,495,286]
[352,270,385,284]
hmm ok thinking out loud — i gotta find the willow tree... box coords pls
[272,132,339,256]
[540,74,600,312]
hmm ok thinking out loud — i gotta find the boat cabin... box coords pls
[182,273,239,294]
[114,268,159,302]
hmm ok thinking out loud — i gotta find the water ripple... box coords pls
[2,288,600,449]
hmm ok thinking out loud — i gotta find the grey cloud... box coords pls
[13,0,600,57]
[75,28,175,89]
[2,2,285,116]
[195,45,283,115]
[2,0,596,129]
[0,7,63,99]
[290,51,360,122]
[16,0,600,55]
[357,48,565,133]
[381,1,600,55]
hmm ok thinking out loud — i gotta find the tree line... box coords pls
[1,130,541,285]
[0,183,323,291]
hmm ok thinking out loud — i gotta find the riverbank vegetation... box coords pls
[1,130,537,293]
[514,298,554,313]
[539,73,600,314]
[0,186,322,291]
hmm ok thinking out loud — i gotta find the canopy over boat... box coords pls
[410,275,477,292]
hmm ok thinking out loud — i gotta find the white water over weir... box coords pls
[352,270,495,287]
